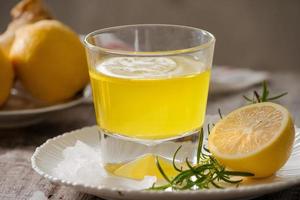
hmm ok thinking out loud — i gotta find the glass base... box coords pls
[98,127,200,166]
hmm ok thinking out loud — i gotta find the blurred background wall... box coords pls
[1,0,300,71]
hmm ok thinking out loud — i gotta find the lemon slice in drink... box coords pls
[110,154,179,180]
[208,102,295,178]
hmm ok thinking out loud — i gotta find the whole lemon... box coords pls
[10,20,89,104]
[0,48,14,106]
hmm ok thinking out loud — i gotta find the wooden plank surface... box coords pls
[0,72,299,200]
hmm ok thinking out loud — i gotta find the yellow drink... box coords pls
[89,56,210,140]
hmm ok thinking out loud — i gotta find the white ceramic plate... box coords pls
[32,125,300,200]
[0,86,92,128]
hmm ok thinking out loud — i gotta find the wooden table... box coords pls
[0,72,299,200]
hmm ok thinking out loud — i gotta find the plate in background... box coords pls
[0,85,92,128]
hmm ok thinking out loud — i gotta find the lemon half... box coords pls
[208,102,295,178]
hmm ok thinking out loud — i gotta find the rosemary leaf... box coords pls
[243,95,253,102]
[268,92,288,101]
[172,146,183,172]
[253,90,261,102]
[261,81,269,102]
[223,171,255,176]
[218,108,223,119]
[155,156,172,183]
[196,128,204,164]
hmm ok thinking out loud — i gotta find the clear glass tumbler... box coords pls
[84,24,215,175]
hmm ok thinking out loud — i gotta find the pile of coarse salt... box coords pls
[52,140,156,190]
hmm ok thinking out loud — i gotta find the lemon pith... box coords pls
[208,102,295,178]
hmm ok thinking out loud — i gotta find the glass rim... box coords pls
[83,24,215,56]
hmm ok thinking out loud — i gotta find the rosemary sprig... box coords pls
[150,128,254,190]
[243,81,287,103]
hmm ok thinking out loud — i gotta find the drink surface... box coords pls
[89,56,210,140]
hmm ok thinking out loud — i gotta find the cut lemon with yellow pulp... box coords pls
[108,154,180,180]
[208,102,295,178]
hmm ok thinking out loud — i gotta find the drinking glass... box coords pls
[84,24,215,174]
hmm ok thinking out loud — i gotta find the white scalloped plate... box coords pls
[32,126,300,200]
